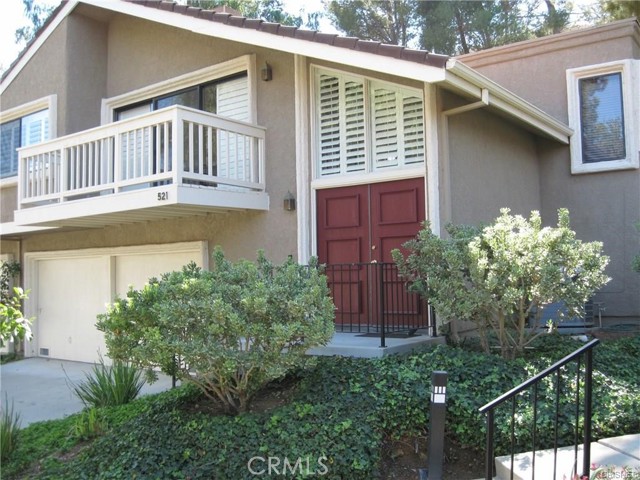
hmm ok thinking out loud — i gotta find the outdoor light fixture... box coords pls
[261,62,272,81]
[283,191,296,211]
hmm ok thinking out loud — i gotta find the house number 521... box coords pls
[157,192,169,201]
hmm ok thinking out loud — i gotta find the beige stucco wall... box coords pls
[444,104,541,226]
[1,186,18,224]
[2,9,298,265]
[462,21,640,319]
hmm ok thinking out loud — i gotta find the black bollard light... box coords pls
[418,370,448,480]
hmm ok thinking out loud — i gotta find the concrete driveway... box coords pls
[0,357,173,427]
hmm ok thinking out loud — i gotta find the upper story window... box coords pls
[567,60,638,174]
[313,66,425,178]
[1,100,54,180]
[115,75,249,122]
[1,96,57,181]
[102,55,256,125]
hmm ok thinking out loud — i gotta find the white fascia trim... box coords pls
[80,0,446,85]
[311,167,425,190]
[0,95,58,139]
[0,177,18,188]
[101,55,256,124]
[567,59,639,174]
[445,59,573,144]
[424,83,440,237]
[0,1,79,95]
[0,222,57,236]
[294,54,311,264]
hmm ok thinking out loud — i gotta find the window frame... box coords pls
[311,65,426,181]
[0,95,57,185]
[567,59,639,174]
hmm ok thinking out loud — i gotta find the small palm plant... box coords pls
[68,357,145,408]
[1,397,21,463]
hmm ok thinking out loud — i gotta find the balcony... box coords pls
[14,106,268,228]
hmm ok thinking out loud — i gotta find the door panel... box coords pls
[317,185,369,325]
[371,178,425,262]
[371,178,426,326]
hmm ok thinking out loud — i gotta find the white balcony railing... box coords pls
[18,105,266,209]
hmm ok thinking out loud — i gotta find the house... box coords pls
[0,0,637,363]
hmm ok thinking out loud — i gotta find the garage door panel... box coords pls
[38,257,111,363]
[115,251,200,297]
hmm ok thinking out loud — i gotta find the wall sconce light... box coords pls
[261,62,272,81]
[283,191,296,211]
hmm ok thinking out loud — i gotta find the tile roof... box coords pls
[128,0,450,69]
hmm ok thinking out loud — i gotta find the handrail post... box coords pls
[582,345,594,478]
[485,409,495,480]
[379,263,386,348]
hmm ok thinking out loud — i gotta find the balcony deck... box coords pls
[14,106,268,228]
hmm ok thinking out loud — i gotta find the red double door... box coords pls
[316,178,426,328]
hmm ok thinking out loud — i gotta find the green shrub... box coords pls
[395,209,610,358]
[98,248,335,414]
[1,398,21,463]
[68,358,145,408]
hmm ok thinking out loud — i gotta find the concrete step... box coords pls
[493,434,640,480]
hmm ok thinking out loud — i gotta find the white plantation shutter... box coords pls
[217,76,250,181]
[372,85,399,169]
[317,73,366,177]
[315,69,424,177]
[402,94,425,164]
[318,74,342,176]
[21,109,49,146]
[344,80,366,172]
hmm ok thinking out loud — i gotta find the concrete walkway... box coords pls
[493,434,640,480]
[0,357,173,427]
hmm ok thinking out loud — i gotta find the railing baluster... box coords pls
[510,396,516,480]
[188,122,195,174]
[207,126,214,176]
[574,357,582,478]
[554,369,560,480]
[198,124,204,175]
[485,409,495,480]
[532,382,538,477]
[583,346,594,478]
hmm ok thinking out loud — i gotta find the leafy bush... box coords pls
[1,398,21,463]
[394,209,610,358]
[68,358,145,408]
[97,248,335,414]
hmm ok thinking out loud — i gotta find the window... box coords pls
[115,74,249,122]
[314,67,424,178]
[1,109,50,179]
[567,60,638,174]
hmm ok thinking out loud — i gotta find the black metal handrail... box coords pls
[479,338,599,480]
[322,262,436,346]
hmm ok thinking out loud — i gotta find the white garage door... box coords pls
[31,242,205,363]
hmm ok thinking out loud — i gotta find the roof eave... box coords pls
[444,59,573,144]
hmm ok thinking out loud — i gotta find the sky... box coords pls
[0,0,333,74]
